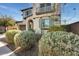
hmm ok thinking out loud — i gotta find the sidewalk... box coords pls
[0,34,16,56]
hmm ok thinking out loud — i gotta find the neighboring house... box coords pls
[6,26,18,30]
[16,21,26,30]
[67,22,79,35]
[21,3,61,34]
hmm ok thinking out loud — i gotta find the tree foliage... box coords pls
[0,15,16,26]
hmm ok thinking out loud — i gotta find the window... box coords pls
[25,11,28,16]
[43,19,50,27]
[28,10,32,15]
[40,4,45,8]
[46,3,51,6]
[39,3,52,13]
[40,17,53,29]
[26,11,29,15]
[25,10,32,17]
[40,3,51,8]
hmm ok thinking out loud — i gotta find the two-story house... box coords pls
[21,3,61,34]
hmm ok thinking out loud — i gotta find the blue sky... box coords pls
[0,3,79,24]
[61,3,79,24]
[0,3,32,21]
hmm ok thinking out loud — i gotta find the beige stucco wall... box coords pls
[25,17,41,33]
[33,18,41,33]
[24,3,61,33]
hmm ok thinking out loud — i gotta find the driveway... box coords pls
[0,34,16,56]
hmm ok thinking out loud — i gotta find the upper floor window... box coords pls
[25,10,32,16]
[36,3,54,14]
[40,3,51,8]
[46,3,51,6]
[40,4,45,8]
[26,11,29,15]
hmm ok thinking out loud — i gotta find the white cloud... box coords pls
[0,5,20,14]
[0,5,9,9]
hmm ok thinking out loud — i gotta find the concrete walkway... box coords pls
[0,34,16,56]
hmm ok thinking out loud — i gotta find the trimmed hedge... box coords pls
[14,30,36,50]
[5,30,21,44]
[48,25,67,32]
[39,31,79,56]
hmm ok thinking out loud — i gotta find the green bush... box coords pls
[61,25,70,32]
[14,30,36,49]
[35,33,42,41]
[5,30,21,44]
[48,25,66,32]
[28,28,35,32]
[39,31,79,56]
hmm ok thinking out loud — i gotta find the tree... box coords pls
[0,19,4,26]
[0,15,16,31]
[0,15,16,26]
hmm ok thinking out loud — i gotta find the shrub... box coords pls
[14,30,36,49]
[28,28,35,32]
[48,25,66,32]
[35,33,42,41]
[39,31,79,56]
[61,25,70,32]
[5,30,21,44]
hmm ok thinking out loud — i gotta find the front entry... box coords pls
[28,19,34,30]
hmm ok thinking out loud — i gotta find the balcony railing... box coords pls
[23,13,33,19]
[22,9,33,19]
[24,13,32,17]
[36,6,54,14]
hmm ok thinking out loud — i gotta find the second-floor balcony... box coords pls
[21,7,33,19]
[36,5,55,14]
[23,12,32,19]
